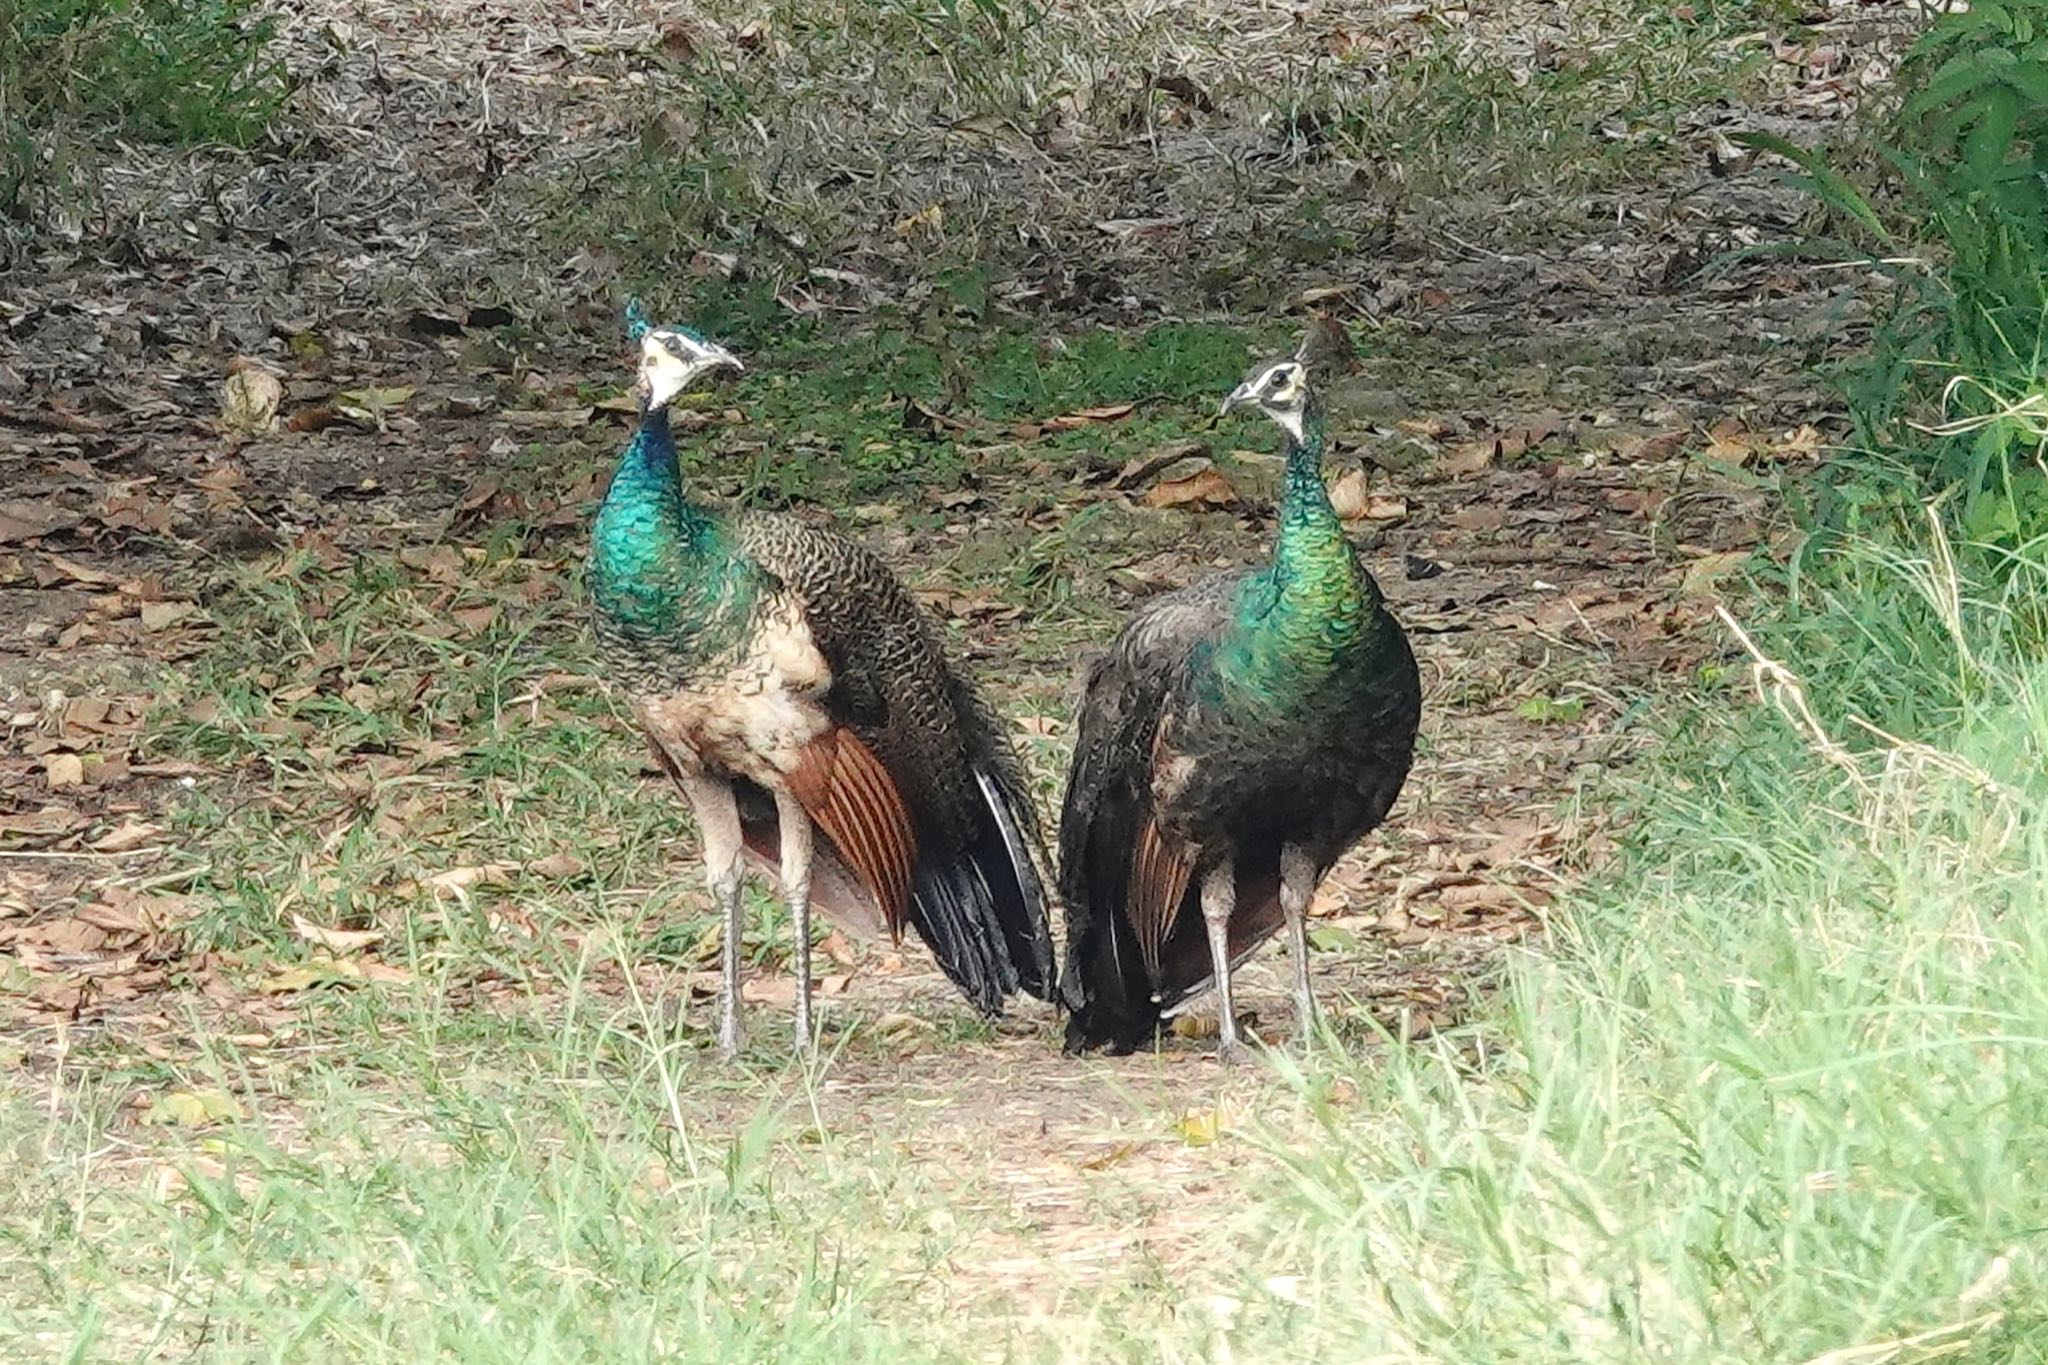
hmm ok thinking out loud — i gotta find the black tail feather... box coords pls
[903,765,1054,1014]
[973,768,1057,1000]
[907,859,1010,1016]
[1061,900,1164,1054]
[1060,840,1289,1054]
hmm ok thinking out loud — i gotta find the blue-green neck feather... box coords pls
[1213,397,1380,704]
[588,405,748,650]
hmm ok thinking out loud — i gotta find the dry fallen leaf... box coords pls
[261,956,413,993]
[41,555,119,587]
[739,973,852,1006]
[1440,440,1497,478]
[818,929,858,967]
[0,500,82,545]
[1080,1141,1141,1170]
[1680,549,1750,596]
[1703,418,1755,466]
[1295,311,1358,372]
[527,852,585,879]
[868,1010,933,1041]
[453,604,498,635]
[42,753,84,790]
[1770,424,1824,462]
[143,1089,246,1128]
[220,367,283,435]
[0,807,84,839]
[502,406,596,430]
[1112,440,1207,489]
[139,601,199,632]
[892,204,944,238]
[1044,402,1136,432]
[335,386,416,430]
[90,819,161,853]
[1327,468,1407,523]
[290,914,384,954]
[1144,466,1241,510]
[1437,882,1553,914]
[1177,1106,1228,1146]
[420,862,519,895]
[1614,429,1688,463]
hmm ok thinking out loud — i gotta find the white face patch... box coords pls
[639,329,740,409]
[1261,362,1307,408]
[640,334,696,409]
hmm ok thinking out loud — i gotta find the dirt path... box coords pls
[0,0,1900,1303]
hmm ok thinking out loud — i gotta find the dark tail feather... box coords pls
[1058,789,1168,1054]
[903,767,1053,1014]
[972,768,1057,1000]
[908,856,1014,1016]
[1061,897,1163,1054]
[1063,853,1291,1052]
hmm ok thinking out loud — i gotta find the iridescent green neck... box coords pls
[587,405,739,643]
[1215,398,1375,697]
[1271,398,1351,590]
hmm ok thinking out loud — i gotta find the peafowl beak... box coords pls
[697,342,743,376]
[1218,381,1256,418]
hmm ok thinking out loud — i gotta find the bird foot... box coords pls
[1295,1006,1321,1051]
[1215,1037,1256,1067]
[717,1019,744,1060]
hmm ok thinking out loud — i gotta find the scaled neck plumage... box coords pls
[588,398,746,648]
[1214,391,1374,698]
[611,402,716,538]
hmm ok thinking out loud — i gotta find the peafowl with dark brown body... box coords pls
[587,309,1055,1056]
[1057,354,1421,1059]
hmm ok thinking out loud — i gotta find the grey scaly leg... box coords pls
[1279,845,1319,1044]
[1200,859,1250,1065]
[774,791,817,1056]
[681,773,747,1059]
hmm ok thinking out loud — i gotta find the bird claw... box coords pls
[1295,1003,1321,1050]
[1216,1037,1256,1067]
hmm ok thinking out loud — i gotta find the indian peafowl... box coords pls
[1056,348,1421,1060]
[586,306,1055,1056]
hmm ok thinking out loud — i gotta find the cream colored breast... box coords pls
[633,595,835,785]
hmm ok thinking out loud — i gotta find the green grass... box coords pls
[544,0,1783,309]
[0,987,1015,1360]
[26,518,2048,1360]
[1191,11,2048,1351]
[1,0,285,229]
[1238,532,2048,1359]
[30,268,2048,1363]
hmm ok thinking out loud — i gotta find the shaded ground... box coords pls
[0,0,1912,1322]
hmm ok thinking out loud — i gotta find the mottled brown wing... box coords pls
[737,510,1055,1013]
[783,726,918,940]
[1057,573,1242,1044]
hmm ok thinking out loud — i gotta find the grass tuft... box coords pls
[1,0,285,233]
[1250,531,2048,1359]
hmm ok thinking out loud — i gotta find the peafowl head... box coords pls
[1220,359,1313,445]
[632,320,743,412]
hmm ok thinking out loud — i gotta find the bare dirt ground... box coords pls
[0,0,1911,1310]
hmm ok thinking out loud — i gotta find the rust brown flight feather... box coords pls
[784,726,919,939]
